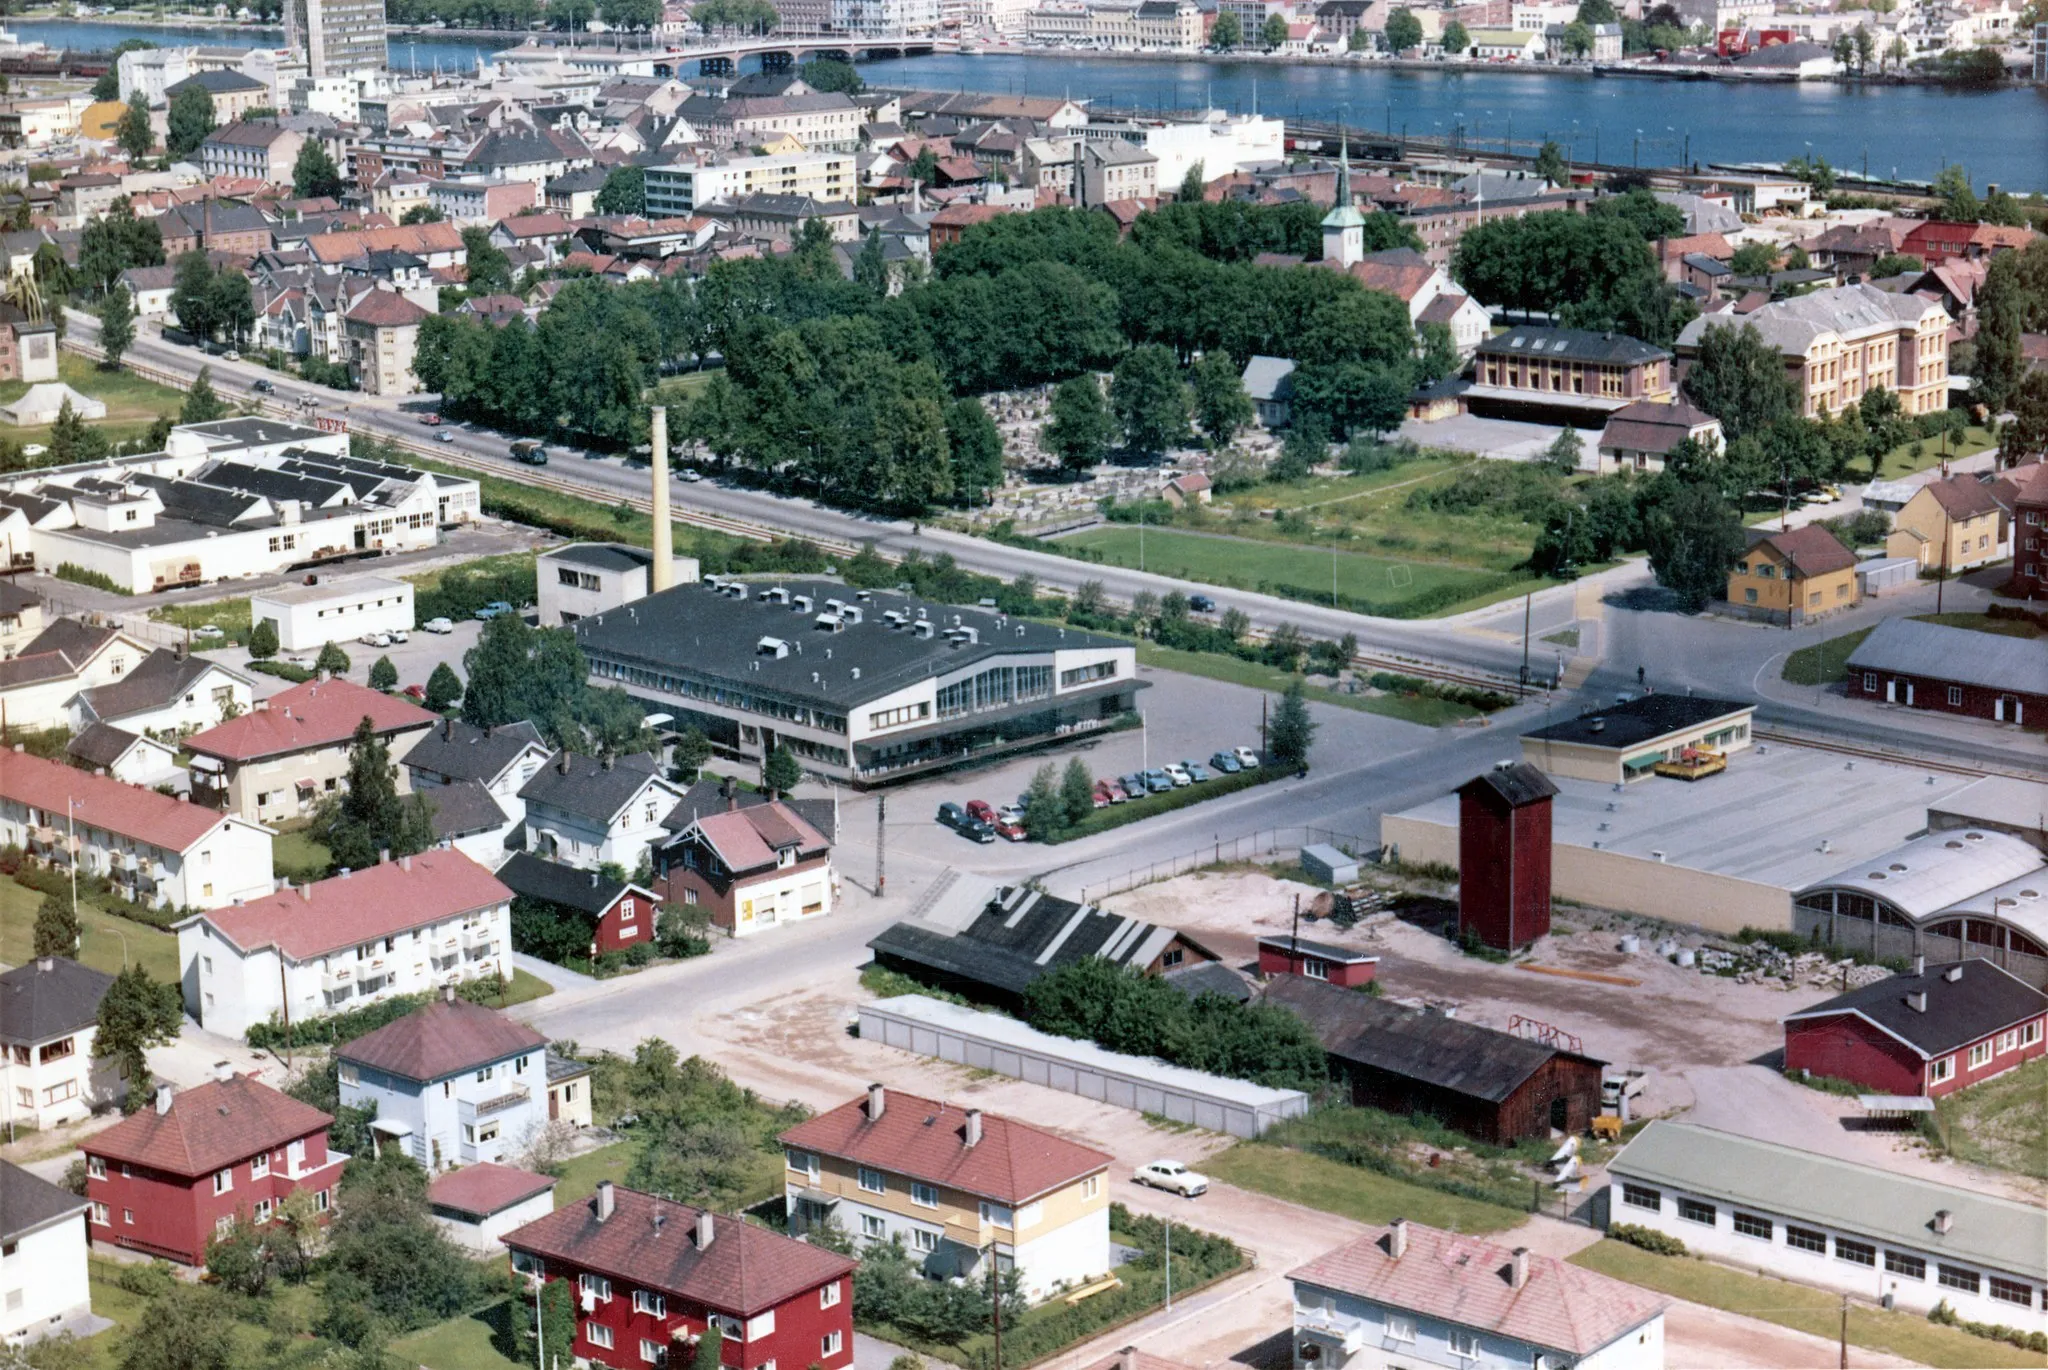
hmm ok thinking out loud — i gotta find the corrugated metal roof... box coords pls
[1845,618,2048,697]
[1799,827,2044,921]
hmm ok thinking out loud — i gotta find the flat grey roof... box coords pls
[254,575,410,606]
[1801,829,2045,922]
[1392,741,1979,894]
[1610,1121,2048,1280]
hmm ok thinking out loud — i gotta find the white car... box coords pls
[1134,1160,1208,1197]
[359,632,391,648]
[678,468,704,482]
[192,624,224,640]
[1233,746,1260,769]
[996,804,1025,826]
[1161,762,1193,787]
[388,629,409,644]
[423,617,454,635]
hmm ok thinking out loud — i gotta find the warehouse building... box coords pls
[574,578,1142,785]
[251,574,415,653]
[1845,618,2046,727]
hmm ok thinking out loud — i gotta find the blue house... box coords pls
[337,989,549,1172]
[1290,1219,1667,1370]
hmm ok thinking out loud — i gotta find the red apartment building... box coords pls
[504,1182,856,1370]
[82,1073,344,1266]
[1900,220,2037,266]
[2000,460,2048,597]
[1783,959,2048,1098]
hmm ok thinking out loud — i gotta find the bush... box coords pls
[1367,670,1514,712]
[1987,603,2048,632]
[248,659,315,683]
[414,557,541,624]
[1928,1300,2048,1352]
[1405,462,1562,522]
[55,563,129,594]
[1609,1222,1687,1256]
[117,1260,180,1298]
[246,975,511,1048]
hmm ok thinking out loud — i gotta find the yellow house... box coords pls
[779,1085,1112,1302]
[1885,476,2005,573]
[544,1051,593,1129]
[751,130,807,157]
[1726,524,1859,623]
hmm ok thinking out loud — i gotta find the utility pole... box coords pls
[1165,1220,1174,1311]
[536,1279,546,1370]
[1519,591,1532,696]
[875,793,886,895]
[1838,1294,1848,1369]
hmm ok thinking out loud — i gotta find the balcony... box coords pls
[321,966,354,993]
[464,1086,530,1121]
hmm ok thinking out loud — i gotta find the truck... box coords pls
[511,441,547,466]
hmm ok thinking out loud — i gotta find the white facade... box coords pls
[522,769,683,874]
[341,1042,545,1172]
[252,575,416,653]
[537,544,700,628]
[434,1186,555,1254]
[178,886,512,1040]
[1084,114,1284,191]
[1292,1267,1665,1370]
[645,152,857,216]
[95,734,183,787]
[0,1183,90,1346]
[77,659,255,739]
[0,627,151,733]
[1,1013,122,1132]
[727,862,835,938]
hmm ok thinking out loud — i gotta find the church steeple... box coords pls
[1321,123,1366,268]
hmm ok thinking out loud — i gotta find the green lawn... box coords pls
[651,370,718,406]
[1061,526,1525,618]
[1873,424,1998,477]
[1781,626,1874,685]
[1137,643,1484,727]
[1911,611,2042,639]
[1203,1142,1526,1235]
[1,876,180,983]
[390,1300,527,1370]
[551,1136,648,1206]
[1933,1055,2048,1179]
[0,354,187,455]
[1216,456,1471,513]
[403,551,539,598]
[271,825,333,883]
[1570,1241,2048,1369]
[487,968,553,1008]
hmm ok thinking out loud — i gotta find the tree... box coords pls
[1348,27,1373,49]
[399,203,443,225]
[1189,351,1253,446]
[1729,241,1778,276]
[1644,478,1743,611]
[318,1149,475,1343]
[321,717,434,873]
[1416,321,1460,384]
[1261,12,1290,47]
[79,200,165,297]
[693,1323,724,1370]
[205,1218,272,1298]
[170,252,217,342]
[798,57,863,91]
[1043,375,1111,476]
[2003,371,2048,463]
[1546,426,1585,473]
[594,165,647,215]
[1211,9,1241,46]
[1575,0,1617,20]
[92,69,121,101]
[291,138,343,199]
[1933,165,1981,223]
[1680,321,1798,442]
[762,744,802,797]
[368,655,398,692]
[1383,6,1423,50]
[423,661,462,713]
[247,617,278,660]
[1268,678,1317,769]
[1563,18,1593,54]
[118,1286,232,1370]
[314,640,352,676]
[1588,187,1686,241]
[1870,253,1923,279]
[460,227,514,296]
[1022,762,1067,841]
[1273,413,1327,481]
[1441,18,1469,52]
[1534,140,1568,186]
[1110,345,1190,458]
[49,400,109,467]
[33,893,77,959]
[1060,757,1096,827]
[669,727,713,783]
[94,967,182,1111]
[98,285,136,369]
[518,1278,575,1369]
[116,91,154,162]
[165,85,215,161]
[945,397,1003,506]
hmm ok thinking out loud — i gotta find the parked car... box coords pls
[401,684,427,701]
[438,431,456,443]
[222,349,239,362]
[423,617,454,634]
[937,802,995,843]
[251,379,274,395]
[1161,762,1193,787]
[995,818,1028,842]
[192,624,224,640]
[387,629,409,644]
[965,799,997,826]
[995,803,1026,826]
[1091,779,1121,807]
[1233,746,1260,768]
[1180,760,1211,783]
[1188,594,1216,613]
[1208,751,1241,774]
[359,631,391,647]
[475,601,516,620]
[1133,1160,1209,1197]
[1141,770,1174,794]
[1118,772,1149,799]
[678,468,704,482]
[420,413,442,426]
[511,441,547,466]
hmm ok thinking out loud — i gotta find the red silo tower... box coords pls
[1457,761,1559,951]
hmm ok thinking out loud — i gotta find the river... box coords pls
[14,17,2045,188]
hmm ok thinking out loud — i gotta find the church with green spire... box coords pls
[1321,129,1366,267]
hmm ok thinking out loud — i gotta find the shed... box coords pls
[1300,843,1360,885]
[1256,934,1379,988]
[1855,556,1919,598]
[427,1163,557,1253]
[857,995,1308,1138]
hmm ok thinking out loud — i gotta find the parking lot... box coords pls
[198,616,486,702]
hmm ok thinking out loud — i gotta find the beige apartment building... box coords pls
[779,1086,1113,1302]
[1676,284,1951,419]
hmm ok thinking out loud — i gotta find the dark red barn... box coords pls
[1783,958,2048,1097]
[1457,762,1558,951]
[1257,935,1380,987]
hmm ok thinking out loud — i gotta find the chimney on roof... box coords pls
[1119,1350,1138,1370]
[1934,1209,1952,1235]
[400,853,411,872]
[213,1060,235,1083]
[340,867,351,879]
[1945,965,1962,983]
[723,776,737,812]
[696,1211,715,1248]
[443,717,454,740]
[36,956,53,972]
[964,1109,983,1147]
[1913,954,1925,976]
[602,754,614,771]
[1908,991,1928,1013]
[559,751,572,775]
[591,870,600,887]
[1387,1218,1408,1259]
[155,1083,173,1115]
[1510,1248,1529,1290]
[596,1180,615,1222]
[443,984,457,1004]
[867,1082,885,1119]
[379,848,391,864]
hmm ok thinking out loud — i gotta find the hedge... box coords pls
[54,563,129,594]
[1044,763,1285,845]
[1264,574,1525,620]
[2,851,190,931]
[245,974,512,1048]
[1609,1222,1687,1257]
[248,660,315,683]
[1928,1300,2048,1353]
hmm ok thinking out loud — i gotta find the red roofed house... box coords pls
[929,202,1016,250]
[185,675,439,825]
[82,1073,345,1267]
[343,287,432,396]
[1900,220,2036,267]
[1161,472,1211,508]
[0,747,273,911]
[504,1181,856,1370]
[656,800,832,938]
[1290,1220,1667,1370]
[778,1085,1112,1301]
[428,1162,556,1253]
[173,848,513,1038]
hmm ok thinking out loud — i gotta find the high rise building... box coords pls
[286,0,388,78]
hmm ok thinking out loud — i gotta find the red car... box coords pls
[995,818,1028,842]
[420,413,442,426]
[402,684,427,701]
[965,799,997,826]
[1091,779,1119,808]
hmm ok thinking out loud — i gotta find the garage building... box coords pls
[252,574,414,652]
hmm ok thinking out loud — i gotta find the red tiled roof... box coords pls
[1997,460,2048,510]
[779,1089,1110,1206]
[85,1075,332,1178]
[0,749,229,852]
[189,849,511,961]
[338,995,545,1081]
[1290,1224,1667,1357]
[305,221,464,263]
[505,1186,854,1316]
[428,1162,556,1218]
[186,677,436,762]
[688,802,829,874]
[496,212,572,238]
[1346,257,1436,302]
[1750,524,1856,578]
[1921,474,2003,521]
[345,289,431,328]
